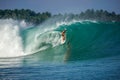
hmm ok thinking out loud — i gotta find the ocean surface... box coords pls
[0,19,120,80]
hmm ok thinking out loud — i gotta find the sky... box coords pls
[0,0,120,14]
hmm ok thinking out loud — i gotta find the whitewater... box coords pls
[0,19,63,57]
[0,19,25,57]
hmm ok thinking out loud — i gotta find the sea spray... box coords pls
[0,19,24,57]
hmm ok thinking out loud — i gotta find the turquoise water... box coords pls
[21,21,120,62]
[0,56,120,80]
[0,20,120,80]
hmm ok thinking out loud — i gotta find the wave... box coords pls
[0,19,65,58]
[0,19,120,62]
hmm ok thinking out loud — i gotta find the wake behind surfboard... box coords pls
[45,31,66,44]
[54,31,66,44]
[27,31,66,54]
[36,31,65,45]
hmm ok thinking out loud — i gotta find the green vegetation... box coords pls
[79,9,120,22]
[54,9,120,22]
[0,9,120,24]
[0,9,51,24]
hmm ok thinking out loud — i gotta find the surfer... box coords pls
[61,30,66,41]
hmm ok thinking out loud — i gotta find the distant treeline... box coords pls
[55,9,120,22]
[0,9,51,24]
[80,9,120,21]
[0,9,120,24]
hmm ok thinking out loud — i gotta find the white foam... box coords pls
[56,19,99,26]
[24,31,62,53]
[0,19,25,58]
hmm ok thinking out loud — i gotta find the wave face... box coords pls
[0,19,120,62]
[62,21,120,61]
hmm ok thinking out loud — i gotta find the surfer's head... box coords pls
[63,29,67,32]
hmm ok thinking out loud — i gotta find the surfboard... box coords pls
[61,36,66,44]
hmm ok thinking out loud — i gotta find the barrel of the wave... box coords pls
[20,28,68,62]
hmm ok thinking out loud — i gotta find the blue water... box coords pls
[0,55,120,80]
[0,20,120,80]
